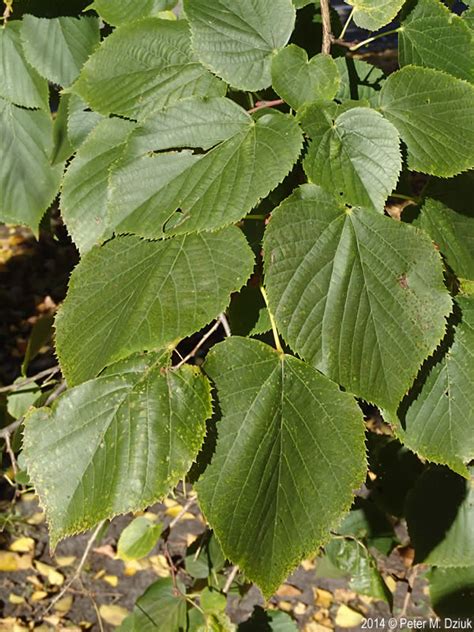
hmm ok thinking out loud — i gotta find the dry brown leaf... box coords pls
[335,605,364,628]
[333,588,357,603]
[99,604,129,626]
[301,559,316,571]
[294,602,307,616]
[92,544,115,559]
[0,618,19,632]
[276,584,302,598]
[305,623,333,632]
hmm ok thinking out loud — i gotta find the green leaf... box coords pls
[108,105,303,238]
[406,466,474,567]
[197,337,366,597]
[23,351,211,545]
[303,107,402,212]
[61,117,135,254]
[118,578,187,632]
[117,516,163,561]
[184,0,296,91]
[0,98,63,230]
[51,95,75,165]
[414,198,474,281]
[335,58,385,105]
[263,184,452,412]
[7,381,41,420]
[72,18,226,119]
[379,65,474,177]
[91,0,177,26]
[0,21,48,110]
[394,297,474,477]
[55,227,254,385]
[21,314,54,376]
[185,533,225,579]
[347,0,405,30]
[399,0,473,83]
[271,45,340,110]
[428,566,474,618]
[67,94,105,151]
[318,538,392,603]
[20,15,100,87]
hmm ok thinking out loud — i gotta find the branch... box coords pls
[0,366,60,394]
[247,99,284,114]
[173,318,224,370]
[0,418,23,440]
[320,0,333,54]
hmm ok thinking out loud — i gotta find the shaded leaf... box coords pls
[23,351,211,545]
[117,516,163,561]
[406,466,474,566]
[72,19,226,119]
[67,94,104,150]
[263,185,451,412]
[428,566,474,618]
[21,15,100,87]
[379,65,474,177]
[91,0,177,26]
[0,98,63,230]
[197,337,366,597]
[55,227,254,385]
[0,21,48,110]
[21,314,54,375]
[185,0,295,91]
[271,44,340,110]
[61,117,135,254]
[335,57,385,105]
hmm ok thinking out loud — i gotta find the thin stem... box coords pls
[45,520,105,614]
[169,497,196,529]
[218,313,231,338]
[260,285,283,354]
[44,380,67,407]
[174,319,223,369]
[244,214,267,221]
[390,192,420,203]
[247,99,284,114]
[0,366,60,394]
[320,0,332,54]
[338,7,354,41]
[349,27,401,52]
[223,565,239,594]
[0,417,23,440]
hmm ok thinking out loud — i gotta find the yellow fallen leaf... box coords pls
[164,505,194,520]
[43,615,60,627]
[79,621,93,630]
[104,575,118,587]
[163,498,178,508]
[99,604,129,626]
[385,576,397,593]
[94,569,106,580]
[304,623,332,632]
[26,575,43,589]
[278,601,293,612]
[335,605,364,628]
[143,511,158,522]
[54,594,73,615]
[9,537,35,554]
[276,584,302,598]
[31,591,48,602]
[21,492,36,502]
[8,593,25,605]
[0,618,18,632]
[301,559,316,571]
[12,623,29,632]
[186,533,198,547]
[26,511,45,525]
[55,555,76,567]
[0,552,31,572]
[149,554,170,578]
[294,602,307,616]
[34,561,64,586]
[314,588,333,609]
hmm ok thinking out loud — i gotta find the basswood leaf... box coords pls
[67,94,104,150]
[72,19,226,119]
[23,351,211,545]
[406,466,474,566]
[263,185,452,412]
[197,337,366,597]
[414,198,474,281]
[271,45,340,110]
[394,297,474,477]
[297,100,368,141]
[399,0,473,83]
[0,22,48,110]
[108,105,303,237]
[303,107,401,212]
[347,0,405,30]
[428,566,474,619]
[335,58,385,105]
[91,0,177,26]
[51,95,75,165]
[55,227,254,385]
[117,516,163,561]
[184,0,295,91]
[61,118,135,254]
[0,98,63,230]
[21,15,100,87]
[379,66,474,177]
